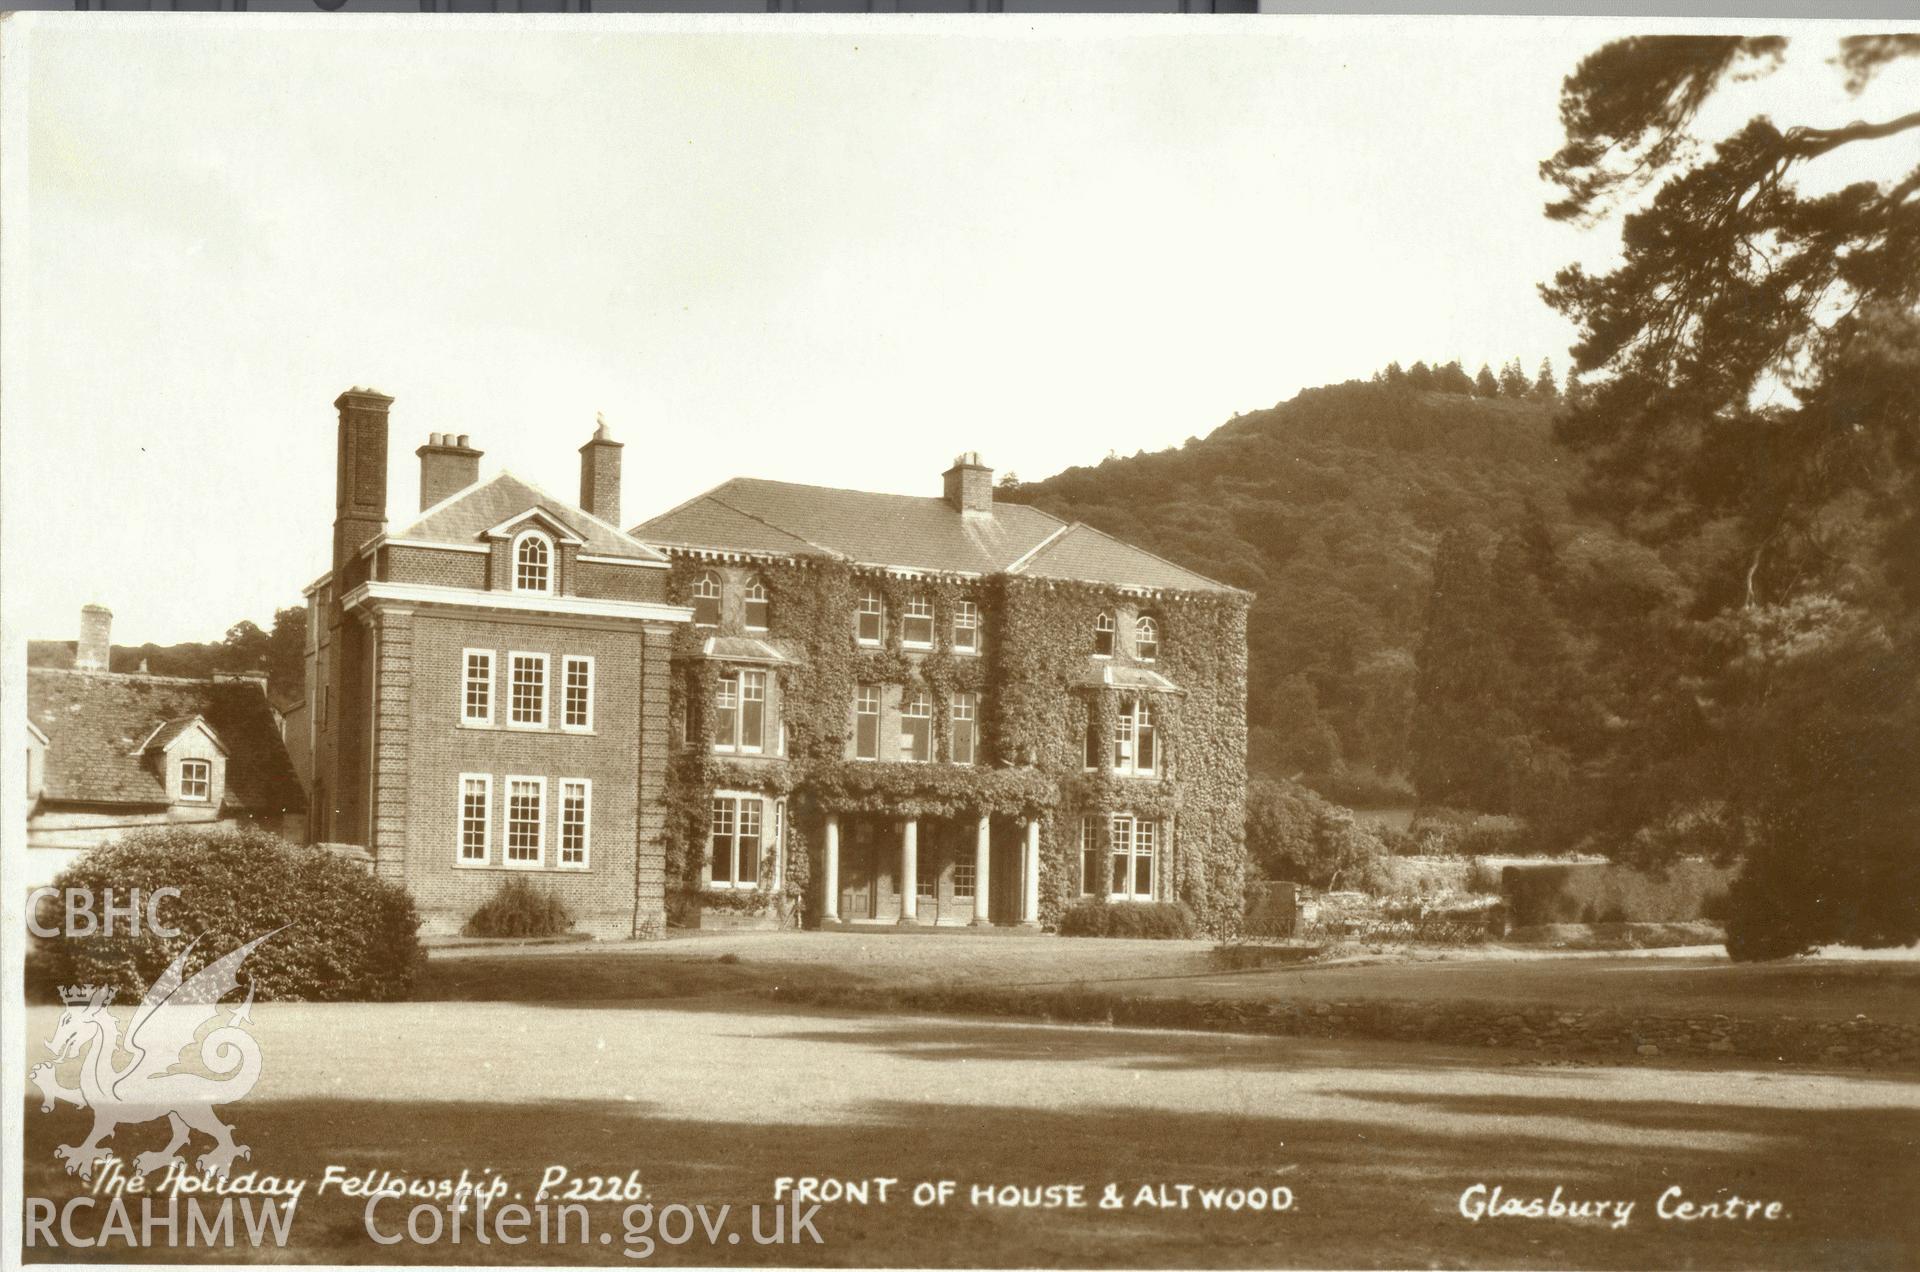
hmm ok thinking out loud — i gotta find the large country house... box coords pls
[305,389,1250,938]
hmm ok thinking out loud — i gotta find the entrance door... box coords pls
[840,817,878,920]
[915,825,943,924]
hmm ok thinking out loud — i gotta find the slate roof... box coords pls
[633,478,1240,595]
[27,670,306,812]
[392,472,669,562]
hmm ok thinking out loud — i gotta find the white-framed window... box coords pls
[1093,611,1116,658]
[901,689,932,762]
[714,669,766,753]
[462,649,494,726]
[559,778,591,869]
[562,656,594,731]
[457,773,491,865]
[854,684,880,760]
[505,776,546,867]
[902,595,935,648]
[1079,816,1100,896]
[692,571,722,627]
[1114,697,1158,776]
[1109,813,1158,901]
[513,529,553,594]
[179,759,211,802]
[1135,614,1160,662]
[953,599,981,654]
[709,792,764,889]
[508,652,548,727]
[743,576,770,631]
[855,589,884,645]
[951,691,978,766]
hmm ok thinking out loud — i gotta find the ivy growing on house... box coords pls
[661,551,1250,933]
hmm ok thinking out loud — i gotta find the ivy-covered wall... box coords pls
[661,553,1250,933]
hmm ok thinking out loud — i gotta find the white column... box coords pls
[1020,817,1041,926]
[822,813,840,923]
[899,817,919,923]
[972,814,992,926]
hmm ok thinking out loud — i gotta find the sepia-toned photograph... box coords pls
[2,12,1916,1270]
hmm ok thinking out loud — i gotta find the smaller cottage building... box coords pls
[24,606,307,887]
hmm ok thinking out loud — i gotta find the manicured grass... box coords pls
[20,1001,1920,1268]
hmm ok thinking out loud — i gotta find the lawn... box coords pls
[20,999,1920,1268]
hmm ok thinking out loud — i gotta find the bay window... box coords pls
[1109,814,1157,901]
[709,793,763,888]
[1114,697,1158,776]
[715,669,766,753]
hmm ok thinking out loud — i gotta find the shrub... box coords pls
[466,875,574,938]
[1501,859,1736,927]
[1058,899,1198,939]
[41,826,422,1002]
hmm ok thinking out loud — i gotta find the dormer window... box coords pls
[1135,615,1159,662]
[743,577,770,631]
[692,571,722,627]
[902,596,935,648]
[513,530,553,594]
[1093,611,1116,658]
[180,759,211,802]
[856,589,884,645]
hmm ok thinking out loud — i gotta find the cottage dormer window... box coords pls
[1135,615,1159,662]
[1093,611,1116,658]
[179,759,211,802]
[513,530,553,594]
[743,576,770,631]
[692,571,722,626]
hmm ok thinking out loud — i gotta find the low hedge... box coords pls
[1058,899,1198,939]
[1501,858,1736,927]
[466,875,574,938]
[39,825,423,1002]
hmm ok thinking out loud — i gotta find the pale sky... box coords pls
[4,16,1907,645]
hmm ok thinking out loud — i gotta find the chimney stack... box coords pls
[578,413,624,527]
[416,432,483,511]
[942,451,993,515]
[76,604,112,671]
[332,387,394,573]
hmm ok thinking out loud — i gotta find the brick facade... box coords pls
[306,391,690,940]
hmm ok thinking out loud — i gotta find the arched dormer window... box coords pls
[1135,614,1160,662]
[1093,611,1116,658]
[513,530,553,594]
[692,571,722,627]
[743,576,770,631]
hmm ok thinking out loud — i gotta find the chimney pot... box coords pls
[416,433,482,511]
[942,451,994,515]
[578,415,625,527]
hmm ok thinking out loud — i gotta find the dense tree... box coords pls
[1435,360,1476,395]
[1405,360,1434,390]
[1531,358,1559,401]
[1245,777,1390,892]
[1499,358,1531,398]
[1540,34,1920,958]
[1474,364,1500,397]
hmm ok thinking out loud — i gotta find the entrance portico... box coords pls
[820,810,1040,929]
